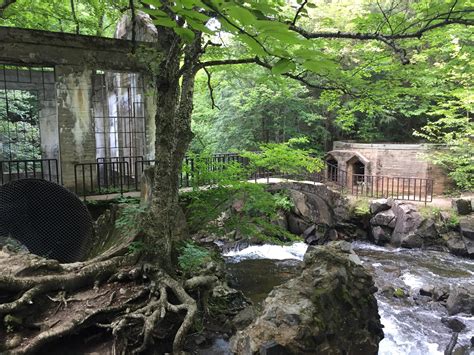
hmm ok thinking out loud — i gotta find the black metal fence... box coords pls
[0,159,59,184]
[324,162,433,203]
[68,153,433,203]
[74,161,131,196]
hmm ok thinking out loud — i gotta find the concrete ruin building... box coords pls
[325,141,451,199]
[0,16,157,194]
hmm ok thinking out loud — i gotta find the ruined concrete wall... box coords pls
[56,66,96,188]
[0,26,157,191]
[115,12,157,160]
[328,142,451,195]
[0,26,149,71]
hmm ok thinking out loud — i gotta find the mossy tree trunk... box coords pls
[143,26,202,271]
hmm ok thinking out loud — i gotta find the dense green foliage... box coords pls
[242,137,324,176]
[1,0,127,36]
[178,242,213,274]
[0,90,41,160]
[1,0,472,190]
[182,148,305,243]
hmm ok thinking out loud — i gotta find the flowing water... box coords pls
[221,241,474,355]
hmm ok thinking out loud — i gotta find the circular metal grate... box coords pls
[0,179,93,263]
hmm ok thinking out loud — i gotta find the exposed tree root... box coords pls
[0,246,217,354]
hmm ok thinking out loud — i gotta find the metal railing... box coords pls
[74,161,131,197]
[323,163,433,203]
[72,154,434,203]
[0,159,59,184]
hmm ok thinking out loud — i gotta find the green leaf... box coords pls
[225,5,257,25]
[302,59,336,73]
[186,18,214,34]
[144,8,169,18]
[140,0,161,7]
[175,27,195,42]
[238,34,266,56]
[152,17,177,28]
[272,59,295,75]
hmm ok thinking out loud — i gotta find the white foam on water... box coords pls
[378,301,443,355]
[352,241,403,253]
[400,272,424,291]
[223,242,308,262]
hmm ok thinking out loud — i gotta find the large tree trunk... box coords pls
[0,28,206,354]
[142,26,201,272]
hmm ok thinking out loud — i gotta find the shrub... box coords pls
[178,242,212,274]
[241,137,324,176]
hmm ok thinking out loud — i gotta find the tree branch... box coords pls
[199,57,342,91]
[203,67,219,110]
[292,0,308,26]
[199,57,258,68]
[70,0,80,35]
[201,0,275,57]
[290,16,474,41]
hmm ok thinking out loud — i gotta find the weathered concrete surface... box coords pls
[0,26,152,71]
[56,66,97,188]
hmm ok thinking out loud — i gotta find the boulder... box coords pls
[460,215,474,240]
[452,198,472,216]
[272,210,288,231]
[288,189,333,227]
[445,232,468,257]
[370,209,397,228]
[416,219,439,242]
[391,202,423,246]
[230,242,384,354]
[441,317,466,333]
[446,286,474,315]
[370,198,392,214]
[462,237,474,256]
[371,226,392,245]
[400,233,423,249]
[232,306,258,330]
[303,224,316,238]
[287,213,310,236]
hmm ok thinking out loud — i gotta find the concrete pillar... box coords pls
[144,75,156,160]
[56,65,96,190]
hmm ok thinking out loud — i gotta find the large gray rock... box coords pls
[287,213,311,236]
[441,317,466,332]
[370,198,392,214]
[370,209,397,228]
[445,232,469,257]
[460,216,474,256]
[446,286,474,315]
[460,215,474,240]
[401,233,423,249]
[371,226,392,245]
[391,202,423,246]
[230,242,383,354]
[452,198,473,216]
[288,189,333,227]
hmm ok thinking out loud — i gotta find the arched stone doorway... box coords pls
[347,155,368,185]
[326,155,338,182]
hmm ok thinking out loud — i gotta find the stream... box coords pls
[220,242,474,354]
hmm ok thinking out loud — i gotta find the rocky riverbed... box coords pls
[220,241,474,354]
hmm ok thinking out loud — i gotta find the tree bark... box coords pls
[144,27,202,272]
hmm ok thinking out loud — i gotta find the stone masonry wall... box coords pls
[328,142,451,195]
